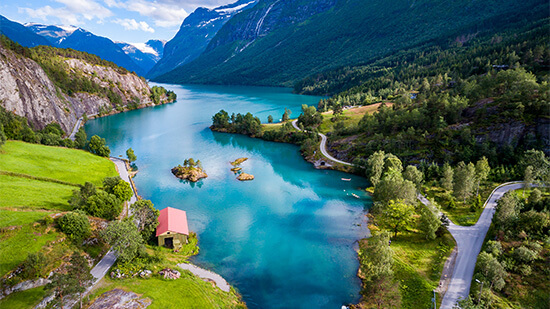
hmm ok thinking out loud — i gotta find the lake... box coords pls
[85,83,371,309]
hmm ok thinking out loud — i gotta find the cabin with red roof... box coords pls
[156,207,189,249]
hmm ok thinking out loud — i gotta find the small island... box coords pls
[231,157,248,166]
[171,158,207,182]
[237,173,254,181]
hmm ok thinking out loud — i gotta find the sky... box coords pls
[0,0,233,43]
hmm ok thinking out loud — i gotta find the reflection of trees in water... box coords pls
[179,178,204,188]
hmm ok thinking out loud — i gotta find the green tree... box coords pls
[378,200,416,237]
[267,115,273,123]
[494,191,521,229]
[101,220,145,262]
[282,108,291,122]
[359,230,401,308]
[46,272,76,309]
[477,252,507,291]
[519,149,549,181]
[88,135,110,157]
[528,188,542,205]
[58,211,91,244]
[485,240,502,256]
[67,253,93,309]
[440,163,454,191]
[20,252,46,279]
[418,205,440,240]
[518,210,549,237]
[383,154,403,175]
[69,182,97,209]
[74,128,86,150]
[403,165,424,192]
[453,161,476,202]
[103,176,122,193]
[212,110,230,128]
[366,150,385,187]
[113,181,133,202]
[523,165,534,195]
[297,104,322,129]
[373,173,417,205]
[475,157,491,195]
[126,148,137,163]
[84,191,122,220]
[0,124,6,148]
[131,199,160,242]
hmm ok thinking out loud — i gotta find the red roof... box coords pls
[156,207,189,237]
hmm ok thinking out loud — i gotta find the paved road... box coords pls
[68,117,83,141]
[291,120,353,166]
[177,263,230,292]
[419,182,524,308]
[110,157,138,205]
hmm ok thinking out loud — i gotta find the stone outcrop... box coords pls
[171,166,208,182]
[237,173,254,181]
[87,289,151,309]
[0,278,50,300]
[0,44,163,134]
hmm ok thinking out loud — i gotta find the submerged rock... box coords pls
[237,173,254,181]
[230,158,248,166]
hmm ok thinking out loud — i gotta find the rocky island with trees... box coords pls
[171,158,207,182]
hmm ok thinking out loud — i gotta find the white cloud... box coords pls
[104,0,189,27]
[113,18,155,33]
[20,0,112,25]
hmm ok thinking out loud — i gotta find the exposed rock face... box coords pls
[88,289,151,309]
[0,44,155,134]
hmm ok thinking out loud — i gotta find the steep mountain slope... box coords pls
[22,22,144,75]
[147,0,257,78]
[154,0,547,87]
[0,37,169,134]
[116,40,166,74]
[0,16,50,47]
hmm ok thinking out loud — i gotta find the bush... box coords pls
[83,191,122,220]
[20,252,46,279]
[58,210,91,243]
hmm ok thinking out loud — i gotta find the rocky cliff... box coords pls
[0,43,157,134]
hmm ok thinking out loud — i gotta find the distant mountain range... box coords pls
[0,15,162,76]
[147,0,257,78]
[153,0,548,87]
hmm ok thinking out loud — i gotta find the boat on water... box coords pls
[341,178,351,181]
[351,193,360,199]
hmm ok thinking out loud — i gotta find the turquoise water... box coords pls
[85,84,371,309]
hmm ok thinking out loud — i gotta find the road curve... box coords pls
[419,182,524,308]
[68,117,83,141]
[291,120,353,166]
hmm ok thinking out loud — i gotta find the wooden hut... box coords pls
[156,207,189,249]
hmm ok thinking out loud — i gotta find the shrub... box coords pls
[20,252,46,279]
[58,210,91,243]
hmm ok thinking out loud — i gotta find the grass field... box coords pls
[0,211,61,277]
[319,103,392,133]
[391,231,455,308]
[0,141,117,186]
[88,269,245,309]
[0,175,74,211]
[0,286,47,309]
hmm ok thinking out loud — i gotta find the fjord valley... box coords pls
[1,0,549,308]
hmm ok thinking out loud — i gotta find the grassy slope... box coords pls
[0,286,47,309]
[391,231,454,308]
[88,271,244,309]
[0,141,117,186]
[0,175,74,211]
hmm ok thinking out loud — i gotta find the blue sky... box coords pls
[0,0,233,43]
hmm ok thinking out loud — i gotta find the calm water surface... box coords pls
[85,84,371,309]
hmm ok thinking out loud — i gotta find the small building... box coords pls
[156,207,189,250]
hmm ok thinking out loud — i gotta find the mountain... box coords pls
[0,15,50,47]
[153,0,548,87]
[0,36,170,133]
[24,23,145,75]
[147,0,257,78]
[116,40,166,75]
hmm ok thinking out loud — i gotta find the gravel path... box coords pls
[177,263,230,292]
[291,120,352,166]
[419,182,524,308]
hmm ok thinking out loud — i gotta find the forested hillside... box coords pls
[154,0,547,87]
